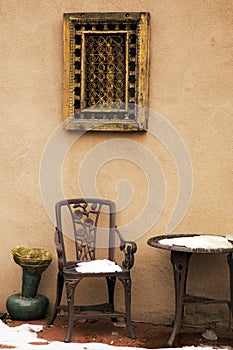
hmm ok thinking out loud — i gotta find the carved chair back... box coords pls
[55,198,117,272]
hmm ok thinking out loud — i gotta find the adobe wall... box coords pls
[1,0,233,327]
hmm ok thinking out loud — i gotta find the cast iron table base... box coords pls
[147,234,233,347]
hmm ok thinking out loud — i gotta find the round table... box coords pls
[147,234,233,347]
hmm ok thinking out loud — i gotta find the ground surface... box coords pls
[6,316,233,348]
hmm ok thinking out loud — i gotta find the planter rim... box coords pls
[11,246,53,266]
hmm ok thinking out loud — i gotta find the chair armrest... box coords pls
[55,228,63,256]
[54,227,66,272]
[115,227,137,270]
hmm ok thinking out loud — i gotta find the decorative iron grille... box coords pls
[63,12,150,131]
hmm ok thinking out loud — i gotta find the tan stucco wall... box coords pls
[1,0,233,327]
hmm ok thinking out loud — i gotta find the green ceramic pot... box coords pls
[6,293,49,320]
[6,246,52,320]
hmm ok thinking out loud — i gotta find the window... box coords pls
[63,12,150,131]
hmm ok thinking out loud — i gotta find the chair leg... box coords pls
[64,279,80,343]
[120,276,136,339]
[106,276,117,322]
[47,272,64,325]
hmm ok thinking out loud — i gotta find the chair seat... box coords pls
[75,259,122,273]
[63,262,130,278]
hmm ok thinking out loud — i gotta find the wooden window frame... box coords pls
[63,12,150,131]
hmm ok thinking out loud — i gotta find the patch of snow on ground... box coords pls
[0,321,230,350]
[0,320,44,348]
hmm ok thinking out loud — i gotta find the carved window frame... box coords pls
[63,12,150,131]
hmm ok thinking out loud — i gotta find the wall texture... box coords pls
[1,0,233,327]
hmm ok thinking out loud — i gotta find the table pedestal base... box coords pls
[167,251,233,347]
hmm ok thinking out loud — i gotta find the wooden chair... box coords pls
[47,198,137,342]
